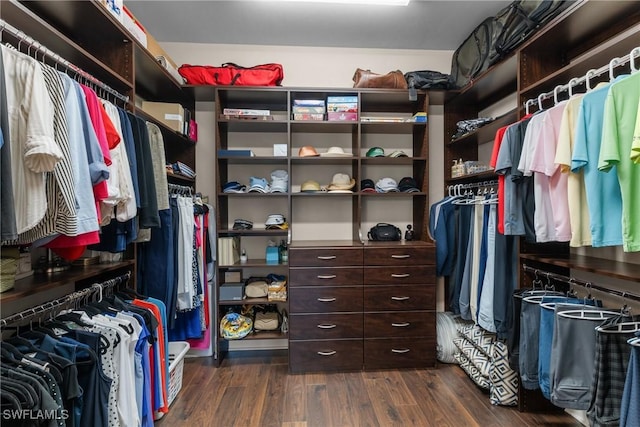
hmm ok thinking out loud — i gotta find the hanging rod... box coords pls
[447,180,498,190]
[524,45,640,110]
[522,264,640,303]
[0,18,130,105]
[168,183,194,195]
[0,271,131,328]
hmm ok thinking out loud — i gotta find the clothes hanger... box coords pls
[596,321,640,334]
[609,57,621,81]
[557,308,620,320]
[630,47,640,74]
[553,84,563,105]
[524,99,535,115]
[628,336,640,347]
[537,93,546,111]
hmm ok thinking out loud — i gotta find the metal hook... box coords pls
[609,57,621,81]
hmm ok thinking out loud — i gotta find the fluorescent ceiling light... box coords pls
[261,0,411,5]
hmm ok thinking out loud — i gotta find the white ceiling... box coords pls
[126,0,512,50]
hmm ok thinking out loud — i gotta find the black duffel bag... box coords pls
[368,223,402,242]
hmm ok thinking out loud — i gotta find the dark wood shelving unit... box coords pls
[447,110,518,147]
[446,171,497,185]
[519,254,640,283]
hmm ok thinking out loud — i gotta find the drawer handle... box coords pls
[391,273,410,278]
[317,255,337,260]
[391,296,410,301]
[317,324,337,329]
[391,254,411,259]
[317,351,337,356]
[391,348,410,354]
[392,322,410,327]
[317,297,337,302]
[317,274,337,279]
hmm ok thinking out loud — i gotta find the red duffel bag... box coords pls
[178,62,284,86]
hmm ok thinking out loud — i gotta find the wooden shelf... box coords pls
[219,297,286,306]
[520,254,640,283]
[217,229,289,237]
[136,110,195,145]
[218,156,288,165]
[218,259,288,268]
[0,260,135,304]
[448,110,518,147]
[220,330,287,340]
[166,171,195,183]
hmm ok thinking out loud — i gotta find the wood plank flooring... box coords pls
[158,350,584,427]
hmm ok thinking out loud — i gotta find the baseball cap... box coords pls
[320,147,353,157]
[298,145,319,157]
[265,214,289,229]
[301,179,322,192]
[326,173,356,192]
[360,179,376,193]
[366,147,385,157]
[223,181,246,193]
[247,176,270,193]
[398,177,420,193]
[387,150,408,158]
[375,177,399,193]
[270,169,289,193]
[232,219,254,230]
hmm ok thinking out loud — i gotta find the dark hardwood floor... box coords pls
[159,350,584,427]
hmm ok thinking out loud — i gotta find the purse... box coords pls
[244,277,269,298]
[254,311,279,331]
[353,68,408,89]
[367,223,402,241]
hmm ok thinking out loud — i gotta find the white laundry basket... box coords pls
[155,341,190,420]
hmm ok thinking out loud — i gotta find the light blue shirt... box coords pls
[571,78,626,247]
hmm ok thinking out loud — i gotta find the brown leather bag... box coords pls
[352,68,408,89]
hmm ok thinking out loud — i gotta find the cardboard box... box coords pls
[293,113,324,121]
[99,0,124,23]
[220,282,245,301]
[146,32,179,70]
[224,271,242,283]
[328,112,358,121]
[141,101,184,133]
[122,6,147,48]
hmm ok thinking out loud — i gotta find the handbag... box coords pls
[353,68,407,89]
[254,310,279,331]
[367,223,402,241]
[178,62,284,86]
[245,277,269,298]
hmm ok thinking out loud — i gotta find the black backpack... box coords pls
[404,70,453,90]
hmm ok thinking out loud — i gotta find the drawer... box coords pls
[290,313,363,340]
[290,286,362,313]
[289,247,363,267]
[364,246,435,266]
[364,285,435,311]
[289,339,363,373]
[364,266,435,285]
[364,311,435,338]
[289,267,362,287]
[364,337,436,370]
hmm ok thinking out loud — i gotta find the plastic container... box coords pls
[167,341,190,406]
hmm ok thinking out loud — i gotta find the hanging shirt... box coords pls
[598,73,640,252]
[631,96,640,163]
[556,93,590,247]
[1,45,62,235]
[571,80,625,247]
[0,48,18,241]
[490,125,509,234]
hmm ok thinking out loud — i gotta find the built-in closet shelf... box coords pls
[448,110,518,147]
[361,157,426,165]
[136,110,194,145]
[219,298,286,306]
[218,193,289,198]
[218,156,288,165]
[291,193,357,197]
[220,331,287,341]
[290,157,356,165]
[520,254,640,283]
[133,44,193,105]
[0,260,136,304]
[360,122,425,134]
[448,54,518,107]
[3,0,133,94]
[166,171,195,184]
[445,171,497,185]
[219,260,288,269]
[290,122,358,133]
[519,23,640,100]
[219,121,288,133]
[217,229,289,237]
[360,192,426,197]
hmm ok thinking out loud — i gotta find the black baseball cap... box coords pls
[232,219,254,230]
[398,177,420,193]
[360,179,376,193]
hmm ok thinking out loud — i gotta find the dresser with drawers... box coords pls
[288,240,436,373]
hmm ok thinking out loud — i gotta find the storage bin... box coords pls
[167,341,190,406]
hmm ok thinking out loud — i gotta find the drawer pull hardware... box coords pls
[317,297,337,302]
[317,324,337,329]
[317,255,337,260]
[317,351,337,356]
[391,273,410,278]
[391,348,410,354]
[391,296,410,301]
[392,322,410,327]
[317,274,337,279]
[391,254,411,259]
